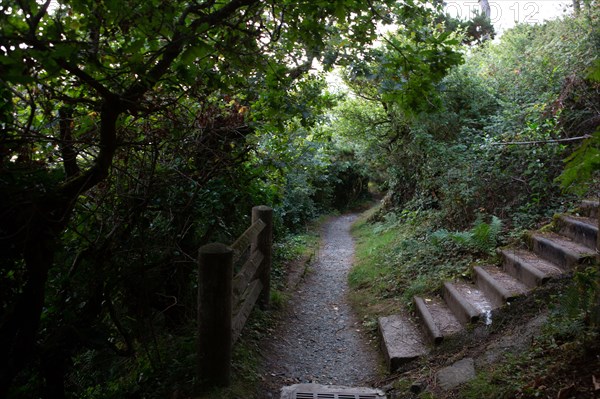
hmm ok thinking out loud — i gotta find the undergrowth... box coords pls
[349,206,501,326]
[68,230,320,399]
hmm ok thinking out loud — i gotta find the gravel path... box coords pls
[260,214,382,396]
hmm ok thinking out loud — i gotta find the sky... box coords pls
[444,0,572,34]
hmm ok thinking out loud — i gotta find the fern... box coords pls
[430,229,450,245]
[430,216,502,254]
[471,216,502,253]
[547,268,600,340]
[450,231,474,246]
[373,212,400,234]
[572,267,600,325]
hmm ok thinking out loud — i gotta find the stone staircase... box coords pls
[379,200,599,372]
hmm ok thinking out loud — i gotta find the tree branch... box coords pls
[59,107,80,178]
[123,0,260,104]
[53,58,115,99]
[29,0,52,35]
[60,97,121,198]
[490,135,592,146]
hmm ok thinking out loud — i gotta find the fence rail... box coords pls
[196,205,273,390]
[231,218,266,263]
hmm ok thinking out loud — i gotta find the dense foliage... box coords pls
[1,0,598,397]
[334,8,599,230]
[0,0,473,397]
[347,10,599,399]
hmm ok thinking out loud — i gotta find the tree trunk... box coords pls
[479,0,491,18]
[0,99,121,395]
[0,233,55,397]
[41,347,68,399]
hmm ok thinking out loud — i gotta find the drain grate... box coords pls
[294,392,379,399]
[281,383,385,399]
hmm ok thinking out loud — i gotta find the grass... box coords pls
[349,216,397,291]
[348,206,488,328]
[269,289,289,309]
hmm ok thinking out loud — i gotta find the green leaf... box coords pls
[557,130,600,193]
[179,43,211,65]
[587,59,600,82]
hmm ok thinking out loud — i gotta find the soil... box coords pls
[258,214,384,398]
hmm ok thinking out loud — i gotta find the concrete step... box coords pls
[443,281,494,326]
[473,265,529,307]
[555,214,598,250]
[528,231,596,270]
[378,314,429,372]
[579,200,599,219]
[500,248,563,287]
[414,296,463,345]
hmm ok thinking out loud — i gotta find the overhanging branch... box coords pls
[490,135,592,146]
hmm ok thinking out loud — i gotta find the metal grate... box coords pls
[293,391,380,399]
[281,383,385,399]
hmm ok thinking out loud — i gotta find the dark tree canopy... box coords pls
[0,0,541,396]
[0,0,405,396]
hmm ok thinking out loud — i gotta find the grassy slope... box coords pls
[349,205,600,398]
[349,206,486,326]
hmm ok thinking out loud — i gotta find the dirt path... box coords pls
[260,214,383,396]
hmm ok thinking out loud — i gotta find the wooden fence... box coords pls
[196,205,273,389]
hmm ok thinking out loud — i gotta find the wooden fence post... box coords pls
[252,205,273,309]
[197,243,233,389]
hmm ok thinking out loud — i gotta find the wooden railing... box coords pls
[196,205,273,389]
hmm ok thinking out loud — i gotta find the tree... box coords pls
[336,3,465,205]
[440,7,495,45]
[345,2,465,113]
[479,0,491,18]
[572,0,597,15]
[0,0,398,396]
